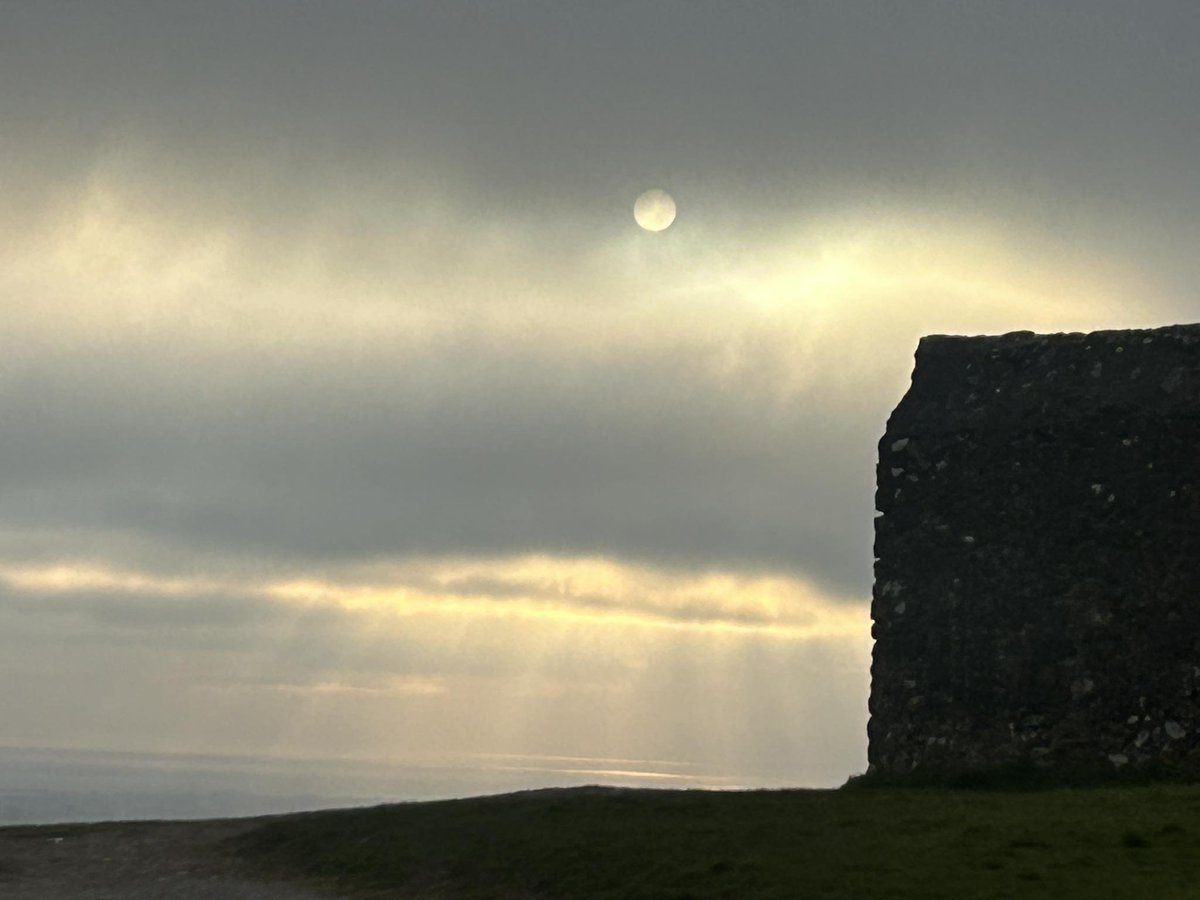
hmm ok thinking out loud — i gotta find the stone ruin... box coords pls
[868,323,1200,777]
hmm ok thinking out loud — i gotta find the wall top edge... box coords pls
[916,323,1200,355]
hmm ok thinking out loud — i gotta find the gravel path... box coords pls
[0,817,339,900]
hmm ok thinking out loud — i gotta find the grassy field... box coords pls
[235,783,1200,899]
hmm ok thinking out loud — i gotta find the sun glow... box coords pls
[3,174,1153,374]
[0,555,865,640]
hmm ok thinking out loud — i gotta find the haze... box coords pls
[2,2,1198,796]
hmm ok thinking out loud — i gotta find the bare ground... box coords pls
[0,817,339,900]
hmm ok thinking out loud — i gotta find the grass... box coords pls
[234,783,1200,899]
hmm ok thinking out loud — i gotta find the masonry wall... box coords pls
[869,324,1200,775]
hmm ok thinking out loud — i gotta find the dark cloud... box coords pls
[5,3,1200,222]
[0,578,646,683]
[0,332,878,597]
[0,585,273,633]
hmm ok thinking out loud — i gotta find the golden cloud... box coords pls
[0,554,866,639]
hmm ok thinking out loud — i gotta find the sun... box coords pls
[634,189,676,232]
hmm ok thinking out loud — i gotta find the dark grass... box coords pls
[0,824,94,841]
[844,759,1200,790]
[234,782,1200,899]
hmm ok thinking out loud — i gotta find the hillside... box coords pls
[234,783,1200,899]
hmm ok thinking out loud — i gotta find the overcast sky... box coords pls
[1,2,1198,791]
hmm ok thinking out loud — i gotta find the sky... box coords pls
[1,2,1198,792]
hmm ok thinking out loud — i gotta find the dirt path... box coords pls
[0,817,339,900]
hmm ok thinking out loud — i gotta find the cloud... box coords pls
[0,555,867,639]
[1,2,1198,785]
[0,553,871,777]
[5,4,1200,232]
[206,676,451,699]
[0,167,1166,606]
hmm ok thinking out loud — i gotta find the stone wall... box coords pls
[868,324,1200,776]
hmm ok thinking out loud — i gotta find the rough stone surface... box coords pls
[869,324,1200,776]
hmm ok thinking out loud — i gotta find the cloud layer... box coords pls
[1,2,1198,788]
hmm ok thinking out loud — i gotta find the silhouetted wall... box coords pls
[869,324,1200,776]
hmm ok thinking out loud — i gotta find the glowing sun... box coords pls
[633,189,676,232]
